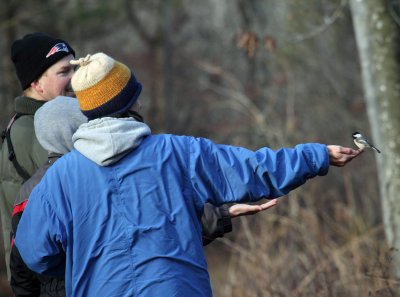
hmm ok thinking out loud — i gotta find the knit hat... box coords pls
[70,53,142,120]
[11,32,75,90]
[34,96,87,155]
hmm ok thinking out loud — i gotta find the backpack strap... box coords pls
[1,114,30,181]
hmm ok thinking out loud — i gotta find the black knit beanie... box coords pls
[11,32,75,90]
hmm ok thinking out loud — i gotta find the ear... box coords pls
[30,79,44,94]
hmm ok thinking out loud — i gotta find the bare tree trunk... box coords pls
[350,0,400,282]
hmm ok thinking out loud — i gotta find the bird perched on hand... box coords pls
[352,132,381,153]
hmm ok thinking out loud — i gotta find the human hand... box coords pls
[327,145,362,167]
[228,199,278,218]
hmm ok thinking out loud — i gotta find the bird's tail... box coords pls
[372,146,381,153]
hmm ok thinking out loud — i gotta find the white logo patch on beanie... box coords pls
[46,43,70,58]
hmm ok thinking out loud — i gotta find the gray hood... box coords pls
[72,117,151,166]
[35,96,87,155]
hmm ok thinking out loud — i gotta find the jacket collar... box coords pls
[15,96,46,115]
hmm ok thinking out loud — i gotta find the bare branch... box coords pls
[288,0,348,43]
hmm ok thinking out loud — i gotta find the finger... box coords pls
[260,199,278,210]
[340,147,352,154]
[341,147,360,156]
[346,149,363,160]
[247,205,263,212]
[229,204,262,217]
[352,149,362,156]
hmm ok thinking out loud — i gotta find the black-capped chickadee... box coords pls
[352,132,381,153]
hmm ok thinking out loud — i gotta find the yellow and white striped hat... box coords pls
[71,53,142,120]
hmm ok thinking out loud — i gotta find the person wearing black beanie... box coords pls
[0,32,76,284]
[11,32,75,91]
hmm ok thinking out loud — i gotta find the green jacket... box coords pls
[0,96,47,279]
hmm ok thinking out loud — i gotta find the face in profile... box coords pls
[35,54,76,100]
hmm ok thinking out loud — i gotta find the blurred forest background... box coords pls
[1,0,400,296]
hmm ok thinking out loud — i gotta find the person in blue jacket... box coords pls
[10,96,278,297]
[15,52,360,297]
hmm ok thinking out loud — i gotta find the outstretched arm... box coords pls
[190,141,331,204]
[201,200,278,246]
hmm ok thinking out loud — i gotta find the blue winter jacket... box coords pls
[16,118,329,297]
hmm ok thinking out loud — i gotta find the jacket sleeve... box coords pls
[10,176,42,297]
[10,200,41,297]
[188,139,329,206]
[10,244,41,297]
[15,186,65,278]
[11,198,66,297]
[201,204,232,246]
[10,164,57,296]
